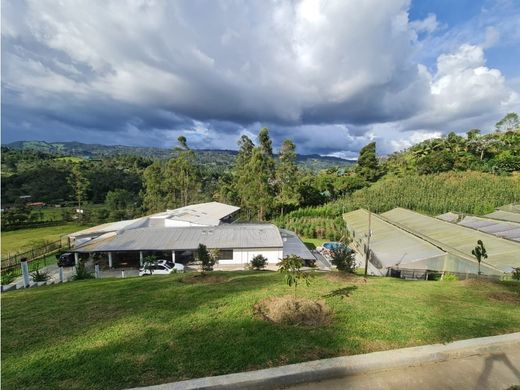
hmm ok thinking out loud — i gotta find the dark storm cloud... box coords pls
[1,0,518,155]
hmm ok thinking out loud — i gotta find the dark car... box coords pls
[56,252,75,267]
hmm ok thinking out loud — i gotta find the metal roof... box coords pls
[436,212,461,223]
[458,216,520,242]
[343,209,446,269]
[68,217,148,237]
[280,229,316,260]
[74,223,282,252]
[484,210,520,224]
[149,202,240,226]
[382,208,520,273]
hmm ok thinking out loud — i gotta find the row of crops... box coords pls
[275,172,520,239]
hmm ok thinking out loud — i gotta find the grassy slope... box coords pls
[1,223,86,255]
[2,272,519,389]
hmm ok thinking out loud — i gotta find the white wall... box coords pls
[163,219,206,227]
[217,248,283,265]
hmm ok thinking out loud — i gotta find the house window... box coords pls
[219,249,233,260]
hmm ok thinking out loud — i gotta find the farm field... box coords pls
[1,223,88,256]
[2,271,519,389]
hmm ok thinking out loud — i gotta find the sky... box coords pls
[2,0,520,158]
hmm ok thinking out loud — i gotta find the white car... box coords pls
[139,261,184,276]
[156,259,185,273]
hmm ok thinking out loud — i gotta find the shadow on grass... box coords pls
[2,315,340,390]
[323,285,357,298]
[0,271,280,355]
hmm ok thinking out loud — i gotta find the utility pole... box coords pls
[364,209,372,277]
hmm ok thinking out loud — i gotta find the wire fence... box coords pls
[1,238,69,273]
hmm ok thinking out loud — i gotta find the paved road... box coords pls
[284,344,520,390]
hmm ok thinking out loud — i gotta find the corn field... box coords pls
[275,172,520,239]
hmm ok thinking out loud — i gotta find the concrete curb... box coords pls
[131,332,520,390]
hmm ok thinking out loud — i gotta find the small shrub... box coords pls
[330,246,356,273]
[1,271,16,285]
[442,273,458,281]
[512,267,520,281]
[31,268,50,282]
[72,262,94,280]
[197,243,215,272]
[278,255,313,297]
[250,254,268,270]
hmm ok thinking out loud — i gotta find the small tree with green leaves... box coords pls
[330,246,356,273]
[511,267,520,281]
[471,240,488,276]
[250,254,268,270]
[197,244,215,273]
[142,255,157,275]
[278,255,313,297]
[72,261,94,280]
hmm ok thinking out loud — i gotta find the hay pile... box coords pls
[254,296,332,327]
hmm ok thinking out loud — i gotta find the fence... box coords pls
[1,220,65,232]
[387,267,505,281]
[1,238,69,275]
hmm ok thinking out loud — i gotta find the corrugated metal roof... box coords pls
[344,209,446,269]
[69,217,148,237]
[484,210,520,224]
[458,216,520,242]
[280,229,316,260]
[150,202,240,226]
[382,208,520,273]
[74,223,282,252]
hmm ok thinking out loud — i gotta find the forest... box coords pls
[1,112,519,234]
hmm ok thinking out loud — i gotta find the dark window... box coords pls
[219,249,233,260]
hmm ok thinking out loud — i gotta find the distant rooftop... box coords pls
[150,201,240,226]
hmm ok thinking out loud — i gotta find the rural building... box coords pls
[344,207,520,277]
[69,202,312,268]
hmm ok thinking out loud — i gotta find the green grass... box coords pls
[1,223,87,255]
[2,272,519,389]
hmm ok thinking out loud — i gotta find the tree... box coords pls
[278,255,313,297]
[105,189,135,220]
[233,135,255,215]
[275,139,301,216]
[330,246,356,273]
[495,112,520,132]
[142,161,168,212]
[239,148,274,220]
[167,136,200,207]
[355,142,382,182]
[250,254,268,270]
[471,240,488,276]
[197,243,215,272]
[67,163,90,218]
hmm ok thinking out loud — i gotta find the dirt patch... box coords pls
[488,292,520,304]
[325,272,369,284]
[254,296,332,327]
[180,274,229,285]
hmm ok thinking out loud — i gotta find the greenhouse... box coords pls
[381,208,520,274]
[342,209,500,276]
[457,216,520,243]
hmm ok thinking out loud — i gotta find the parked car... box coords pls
[156,259,185,273]
[139,261,185,276]
[56,252,75,267]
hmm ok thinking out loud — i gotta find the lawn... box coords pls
[2,271,519,390]
[1,223,87,255]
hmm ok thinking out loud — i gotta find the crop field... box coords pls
[277,172,520,239]
[2,271,519,389]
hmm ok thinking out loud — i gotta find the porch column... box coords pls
[139,251,144,267]
[171,250,176,263]
[74,252,79,266]
[108,252,113,268]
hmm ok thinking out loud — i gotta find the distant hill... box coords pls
[4,140,354,170]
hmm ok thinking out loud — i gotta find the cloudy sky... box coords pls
[2,0,520,158]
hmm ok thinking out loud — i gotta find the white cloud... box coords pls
[1,0,519,157]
